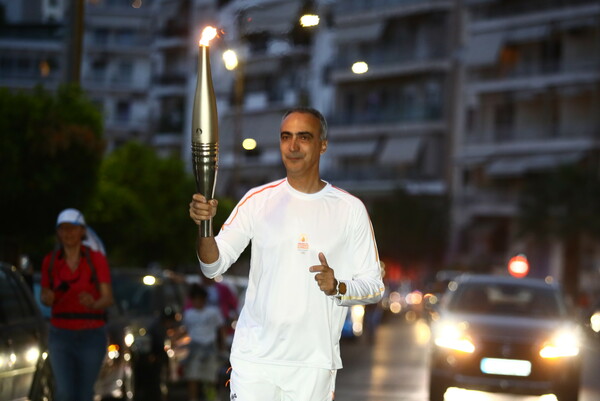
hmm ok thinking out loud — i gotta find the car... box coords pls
[0,261,54,401]
[428,274,583,401]
[94,268,188,401]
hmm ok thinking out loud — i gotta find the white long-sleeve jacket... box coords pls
[200,178,384,369]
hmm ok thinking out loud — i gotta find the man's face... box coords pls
[279,112,327,178]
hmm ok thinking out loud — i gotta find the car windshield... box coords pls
[112,275,159,316]
[448,282,563,318]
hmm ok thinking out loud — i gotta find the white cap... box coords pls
[56,208,86,227]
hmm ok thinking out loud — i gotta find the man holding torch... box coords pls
[189,105,384,400]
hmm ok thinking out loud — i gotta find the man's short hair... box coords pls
[282,107,328,141]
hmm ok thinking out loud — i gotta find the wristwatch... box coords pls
[334,279,342,297]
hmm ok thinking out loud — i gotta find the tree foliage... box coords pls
[370,190,449,276]
[518,164,600,298]
[0,84,104,263]
[87,141,235,268]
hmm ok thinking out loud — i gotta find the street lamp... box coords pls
[242,138,257,151]
[222,49,239,71]
[300,14,320,28]
[352,61,368,74]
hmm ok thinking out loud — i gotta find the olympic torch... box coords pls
[192,26,219,237]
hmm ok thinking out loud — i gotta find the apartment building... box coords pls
[0,0,64,91]
[324,0,456,199]
[450,0,600,281]
[150,0,193,157]
[82,0,154,152]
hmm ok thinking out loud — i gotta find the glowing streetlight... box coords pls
[352,61,368,74]
[223,49,239,71]
[300,14,320,28]
[242,138,257,151]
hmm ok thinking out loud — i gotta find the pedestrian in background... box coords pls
[40,208,114,401]
[183,283,226,401]
[189,107,384,401]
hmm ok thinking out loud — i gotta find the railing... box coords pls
[154,74,187,86]
[469,0,598,21]
[465,127,600,145]
[322,166,420,182]
[87,36,152,49]
[458,187,519,207]
[335,0,448,16]
[333,45,448,71]
[328,105,442,126]
[475,59,600,81]
[0,24,64,40]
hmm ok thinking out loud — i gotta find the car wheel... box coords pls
[429,381,447,401]
[428,370,448,401]
[554,383,580,401]
[31,360,55,401]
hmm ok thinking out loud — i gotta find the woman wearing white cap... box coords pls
[40,208,114,401]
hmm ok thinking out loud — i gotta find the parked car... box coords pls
[429,274,583,401]
[94,268,188,401]
[0,261,54,401]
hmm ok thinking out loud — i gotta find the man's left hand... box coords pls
[309,252,337,296]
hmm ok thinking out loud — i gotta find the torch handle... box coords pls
[192,142,219,237]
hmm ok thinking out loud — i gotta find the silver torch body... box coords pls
[192,45,219,237]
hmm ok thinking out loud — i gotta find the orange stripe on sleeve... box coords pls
[222,179,286,228]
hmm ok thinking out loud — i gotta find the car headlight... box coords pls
[433,322,475,353]
[123,328,152,354]
[124,333,135,347]
[591,311,600,333]
[539,329,580,359]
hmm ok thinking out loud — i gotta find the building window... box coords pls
[116,101,131,123]
[91,59,107,81]
[115,61,133,84]
[93,28,109,46]
[494,102,515,142]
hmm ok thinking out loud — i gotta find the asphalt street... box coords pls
[167,314,600,401]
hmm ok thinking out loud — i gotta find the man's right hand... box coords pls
[189,193,218,226]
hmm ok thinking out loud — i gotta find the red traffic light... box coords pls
[508,254,529,278]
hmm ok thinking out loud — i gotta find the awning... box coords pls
[326,140,378,158]
[506,25,549,43]
[244,58,281,76]
[560,16,599,31]
[465,31,505,66]
[241,0,302,35]
[334,21,384,43]
[486,152,583,177]
[379,137,422,165]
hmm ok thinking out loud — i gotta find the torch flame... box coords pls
[199,26,218,47]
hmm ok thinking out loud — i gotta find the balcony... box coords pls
[329,104,443,127]
[468,0,599,22]
[83,74,150,94]
[470,59,600,94]
[334,0,452,21]
[458,187,519,217]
